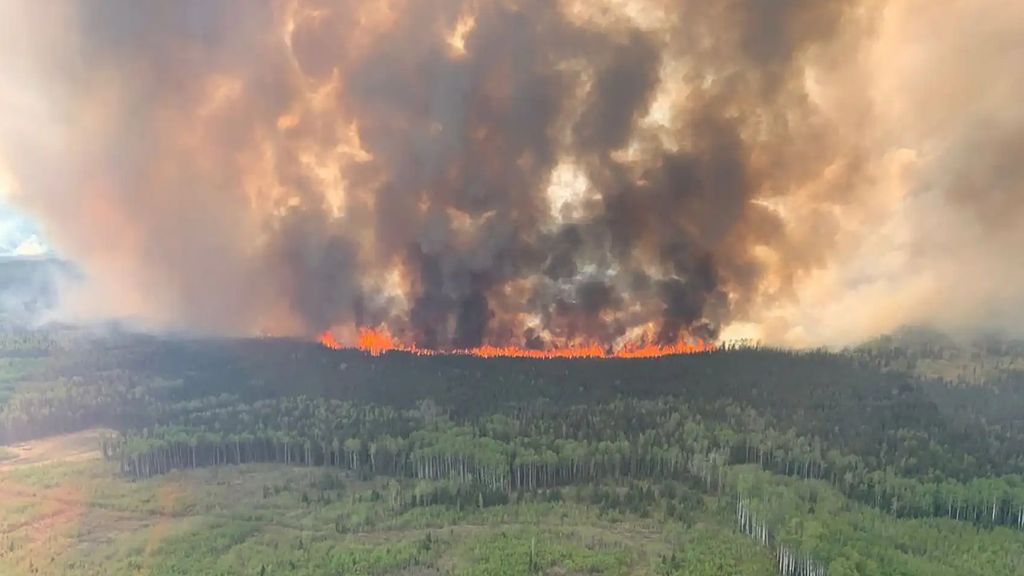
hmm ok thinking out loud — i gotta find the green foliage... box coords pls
[3,329,1024,575]
[457,529,633,576]
[657,524,775,575]
[146,520,259,575]
[1,457,1021,576]
[732,467,1024,576]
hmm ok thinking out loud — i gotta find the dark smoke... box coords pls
[24,0,1021,347]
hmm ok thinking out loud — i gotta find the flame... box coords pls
[318,330,342,350]
[357,326,400,356]
[319,327,714,358]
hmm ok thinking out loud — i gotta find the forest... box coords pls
[1,325,1023,575]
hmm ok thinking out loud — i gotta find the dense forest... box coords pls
[1,325,1023,574]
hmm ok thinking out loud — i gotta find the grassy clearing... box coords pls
[3,433,1019,576]
[1,450,732,576]
[453,528,634,576]
[0,429,104,473]
[663,523,777,576]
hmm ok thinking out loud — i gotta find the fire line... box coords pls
[319,327,714,358]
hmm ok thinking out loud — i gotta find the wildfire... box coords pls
[319,327,714,358]
[318,330,342,350]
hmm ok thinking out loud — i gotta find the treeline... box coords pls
[0,332,62,356]
[100,395,1024,531]
[737,498,827,576]
[0,371,183,443]
[4,334,1024,482]
[3,332,1023,529]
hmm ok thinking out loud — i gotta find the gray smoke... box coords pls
[1,0,1022,347]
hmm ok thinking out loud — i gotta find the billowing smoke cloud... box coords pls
[0,0,1021,348]
[0,256,77,324]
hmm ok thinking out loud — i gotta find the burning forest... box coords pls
[2,0,1024,348]
[1,2,1024,573]
[319,326,715,358]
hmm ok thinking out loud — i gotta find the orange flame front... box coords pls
[319,331,342,350]
[320,327,714,358]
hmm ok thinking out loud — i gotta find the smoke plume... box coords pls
[1,0,1022,347]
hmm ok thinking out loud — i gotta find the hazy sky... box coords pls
[0,203,48,257]
[1,0,1022,347]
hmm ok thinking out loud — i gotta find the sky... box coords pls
[0,0,1022,347]
[0,204,49,258]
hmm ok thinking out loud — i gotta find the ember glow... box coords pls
[319,327,714,359]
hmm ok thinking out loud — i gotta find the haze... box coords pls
[1,0,1022,348]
